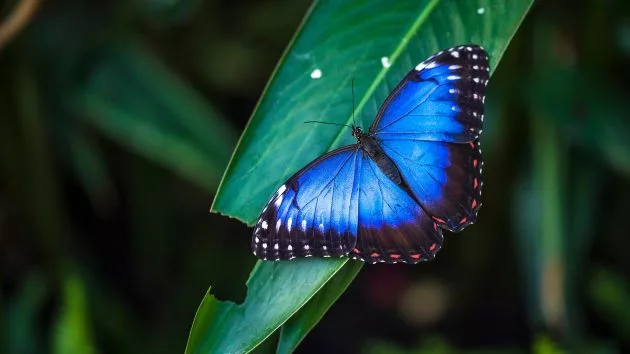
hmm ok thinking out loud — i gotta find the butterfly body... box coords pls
[252,44,489,264]
[353,127,402,185]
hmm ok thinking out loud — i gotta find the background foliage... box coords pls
[1,0,630,353]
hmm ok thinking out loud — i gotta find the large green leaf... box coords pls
[190,0,534,353]
[276,260,364,353]
[185,259,357,353]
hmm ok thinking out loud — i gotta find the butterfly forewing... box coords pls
[371,44,489,142]
[252,146,361,260]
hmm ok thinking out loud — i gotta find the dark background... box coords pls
[1,0,630,353]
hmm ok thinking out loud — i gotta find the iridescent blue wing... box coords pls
[252,146,361,260]
[372,45,488,232]
[379,138,482,232]
[351,151,443,264]
[371,45,489,142]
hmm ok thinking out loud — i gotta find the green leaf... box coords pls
[190,0,534,353]
[185,259,357,354]
[78,41,236,192]
[276,261,363,354]
[53,273,97,354]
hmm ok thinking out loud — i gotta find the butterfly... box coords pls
[252,44,489,264]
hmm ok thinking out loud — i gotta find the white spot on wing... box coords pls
[310,68,322,79]
[451,51,460,58]
[449,65,462,70]
[277,184,286,195]
[472,54,479,60]
[416,60,438,71]
[262,243,267,249]
[276,219,281,232]
[274,243,279,250]
[274,195,283,207]
[255,237,259,243]
[301,219,307,231]
[287,218,293,232]
[288,244,293,251]
[304,245,310,250]
[261,220,268,230]
[447,75,461,80]
[381,56,391,68]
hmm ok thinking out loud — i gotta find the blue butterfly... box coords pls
[252,44,489,264]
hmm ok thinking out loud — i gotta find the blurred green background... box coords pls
[1,0,630,353]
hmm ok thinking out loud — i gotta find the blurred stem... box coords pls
[531,111,568,340]
[0,0,41,51]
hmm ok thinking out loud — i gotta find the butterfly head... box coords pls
[351,126,364,140]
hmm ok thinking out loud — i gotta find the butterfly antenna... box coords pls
[302,79,358,130]
[304,121,352,128]
[351,78,357,128]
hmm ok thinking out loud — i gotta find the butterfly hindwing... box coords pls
[380,138,483,232]
[351,152,443,264]
[252,146,361,260]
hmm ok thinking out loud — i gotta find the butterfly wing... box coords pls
[252,146,361,260]
[372,45,488,232]
[371,45,489,142]
[352,151,443,264]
